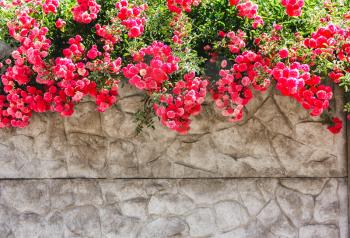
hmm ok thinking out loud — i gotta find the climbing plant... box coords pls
[0,0,349,134]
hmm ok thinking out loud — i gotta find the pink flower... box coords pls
[55,19,66,29]
[123,41,180,92]
[273,24,283,31]
[72,0,101,24]
[154,72,208,134]
[279,48,289,58]
[221,60,228,68]
[87,45,101,60]
[281,0,304,17]
[42,0,59,14]
[116,0,147,39]
[129,26,141,38]
[271,62,332,117]
[72,91,84,102]
[252,16,264,29]
[237,1,258,19]
[166,0,201,13]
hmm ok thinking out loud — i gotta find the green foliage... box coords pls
[142,0,173,43]
[340,73,350,92]
[190,0,243,52]
[0,5,16,45]
[134,95,156,134]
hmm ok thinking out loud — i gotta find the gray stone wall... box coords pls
[0,179,347,238]
[0,85,346,179]
[0,41,348,237]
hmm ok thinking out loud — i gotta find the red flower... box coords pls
[72,0,101,24]
[122,41,179,92]
[237,1,258,19]
[281,0,304,17]
[229,0,240,6]
[166,0,201,13]
[279,48,289,59]
[43,0,59,14]
[327,117,342,134]
[87,45,101,60]
[154,72,208,134]
[116,0,147,39]
[55,19,66,29]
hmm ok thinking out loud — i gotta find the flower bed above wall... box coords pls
[0,0,349,135]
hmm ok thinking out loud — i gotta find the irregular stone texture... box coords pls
[0,179,347,238]
[0,87,346,178]
[0,43,347,237]
[0,41,12,60]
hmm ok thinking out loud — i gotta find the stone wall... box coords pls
[0,85,346,179]
[0,179,347,238]
[0,85,347,238]
[0,41,348,237]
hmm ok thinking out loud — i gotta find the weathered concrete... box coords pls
[0,86,346,178]
[0,178,347,238]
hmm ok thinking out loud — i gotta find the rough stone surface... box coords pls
[0,47,348,238]
[299,225,339,238]
[0,88,346,178]
[0,179,347,238]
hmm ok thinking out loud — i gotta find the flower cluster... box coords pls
[170,13,189,45]
[1,13,52,127]
[85,54,122,112]
[154,72,208,134]
[281,0,304,17]
[55,18,66,29]
[42,0,59,14]
[226,30,246,54]
[0,87,47,128]
[0,4,125,128]
[166,0,201,14]
[272,62,332,116]
[211,51,270,122]
[304,23,346,57]
[62,35,85,59]
[123,42,180,92]
[116,0,147,38]
[95,24,120,46]
[327,117,343,134]
[272,62,309,96]
[252,16,264,29]
[93,82,119,112]
[236,1,258,19]
[72,0,101,24]
[5,12,51,85]
[87,45,101,60]
[50,55,90,116]
[0,0,348,135]
[229,1,263,28]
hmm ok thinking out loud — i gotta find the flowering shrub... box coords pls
[0,0,349,134]
[72,0,101,24]
[154,72,208,134]
[122,41,180,92]
[281,0,304,17]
